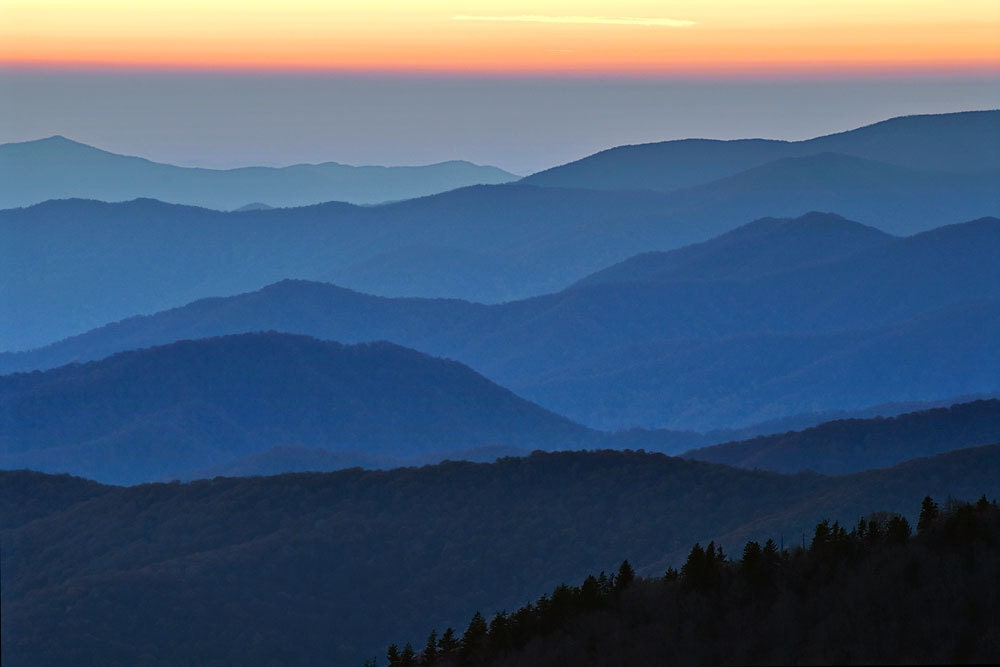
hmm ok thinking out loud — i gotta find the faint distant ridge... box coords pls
[0,135,517,209]
[523,109,1000,192]
[233,202,273,212]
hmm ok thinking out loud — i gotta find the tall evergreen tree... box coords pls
[615,560,635,591]
[461,611,489,658]
[887,515,912,543]
[437,627,459,653]
[918,496,940,532]
[420,630,438,666]
[399,643,417,667]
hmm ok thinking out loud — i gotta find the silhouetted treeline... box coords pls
[389,496,1000,666]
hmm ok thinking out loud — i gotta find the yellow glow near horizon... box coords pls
[1,1,997,74]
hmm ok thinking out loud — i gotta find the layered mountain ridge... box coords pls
[3,108,999,667]
[5,212,997,431]
[3,111,997,351]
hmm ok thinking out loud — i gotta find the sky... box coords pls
[1,1,998,173]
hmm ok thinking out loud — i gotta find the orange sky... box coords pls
[1,1,998,75]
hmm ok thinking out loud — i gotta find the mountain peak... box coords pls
[726,211,889,239]
[573,211,893,289]
[9,135,99,150]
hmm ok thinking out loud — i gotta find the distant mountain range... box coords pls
[523,109,1000,191]
[5,111,994,214]
[0,135,517,209]
[4,444,999,666]
[5,212,997,431]
[0,188,690,350]
[3,111,998,351]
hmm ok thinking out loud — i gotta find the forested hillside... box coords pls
[3,445,999,666]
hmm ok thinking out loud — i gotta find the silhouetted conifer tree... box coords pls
[438,627,459,653]
[741,541,761,568]
[399,643,417,667]
[682,542,715,590]
[461,611,488,658]
[762,538,779,558]
[811,519,831,552]
[886,515,911,543]
[918,496,940,532]
[856,516,869,540]
[487,611,511,655]
[580,574,602,608]
[420,630,438,666]
[615,560,635,591]
[596,571,611,595]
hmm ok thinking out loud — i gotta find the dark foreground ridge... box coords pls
[390,496,1000,667]
[3,446,999,666]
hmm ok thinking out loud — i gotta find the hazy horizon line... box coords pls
[4,60,999,81]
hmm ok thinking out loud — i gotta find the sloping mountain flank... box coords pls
[683,399,1000,475]
[0,332,595,484]
[523,109,1000,191]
